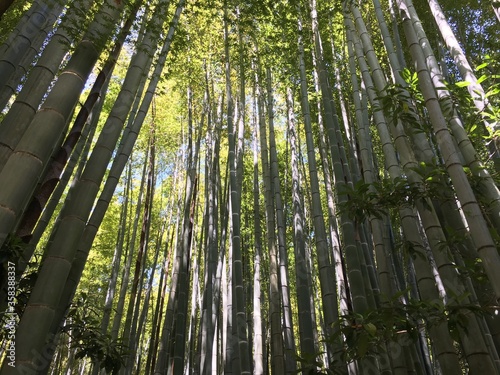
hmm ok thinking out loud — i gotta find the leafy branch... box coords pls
[62,293,127,374]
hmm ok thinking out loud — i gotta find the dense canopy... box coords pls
[0,0,499,374]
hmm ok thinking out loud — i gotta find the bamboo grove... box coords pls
[0,0,499,373]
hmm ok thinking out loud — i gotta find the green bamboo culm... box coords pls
[0,0,125,372]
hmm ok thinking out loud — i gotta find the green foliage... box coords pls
[295,351,332,374]
[326,293,496,364]
[338,163,447,222]
[431,54,500,185]
[476,54,500,144]
[377,69,430,136]
[289,292,491,373]
[63,293,127,374]
[0,236,37,318]
[0,234,25,263]
[81,196,122,298]
[0,0,33,46]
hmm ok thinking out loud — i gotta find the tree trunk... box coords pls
[251,88,264,375]
[254,59,285,374]
[286,86,317,372]
[266,68,297,374]
[223,3,250,373]
[0,0,63,96]
[0,0,123,251]
[0,0,92,171]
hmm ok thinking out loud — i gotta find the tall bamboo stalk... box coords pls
[223,3,250,372]
[346,16,463,373]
